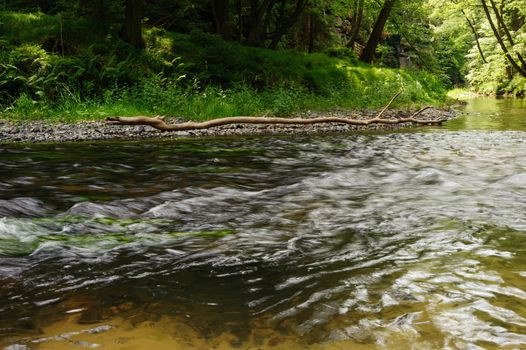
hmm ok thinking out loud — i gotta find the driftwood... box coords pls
[105,91,447,132]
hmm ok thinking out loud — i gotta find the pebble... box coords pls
[0,109,456,144]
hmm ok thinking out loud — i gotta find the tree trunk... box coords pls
[120,0,145,49]
[97,0,107,36]
[488,0,526,69]
[461,9,487,63]
[480,0,526,78]
[308,12,315,53]
[360,0,396,63]
[246,0,273,46]
[269,1,304,50]
[211,0,232,40]
[237,0,243,42]
[268,0,308,50]
[347,0,364,50]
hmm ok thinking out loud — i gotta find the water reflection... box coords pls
[448,97,526,131]
[1,99,526,349]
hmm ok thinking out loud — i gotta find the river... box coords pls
[1,97,525,349]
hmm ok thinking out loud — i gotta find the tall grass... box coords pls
[0,12,447,123]
[3,78,445,123]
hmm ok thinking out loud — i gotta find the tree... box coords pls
[120,0,145,49]
[480,0,526,78]
[347,0,364,49]
[360,0,397,63]
[460,8,487,63]
[211,0,232,40]
[268,0,308,49]
[246,0,273,46]
[244,0,309,49]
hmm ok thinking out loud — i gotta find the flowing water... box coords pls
[1,97,526,350]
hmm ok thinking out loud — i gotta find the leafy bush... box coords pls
[1,12,446,122]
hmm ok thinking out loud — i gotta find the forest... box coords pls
[1,0,525,121]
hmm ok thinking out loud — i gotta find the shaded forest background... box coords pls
[1,0,525,121]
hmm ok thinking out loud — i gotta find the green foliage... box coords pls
[0,11,59,45]
[0,10,104,50]
[428,0,526,95]
[6,0,520,97]
[323,46,359,63]
[158,29,344,92]
[0,9,446,122]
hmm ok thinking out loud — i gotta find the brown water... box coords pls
[1,97,526,349]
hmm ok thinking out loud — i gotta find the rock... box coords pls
[0,108,457,144]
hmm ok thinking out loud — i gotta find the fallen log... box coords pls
[105,91,447,132]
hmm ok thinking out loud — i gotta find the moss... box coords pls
[0,238,40,256]
[0,216,236,256]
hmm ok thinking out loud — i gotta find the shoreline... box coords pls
[0,108,456,144]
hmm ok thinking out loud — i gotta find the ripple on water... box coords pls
[0,198,48,218]
[0,130,526,349]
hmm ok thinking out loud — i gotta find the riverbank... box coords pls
[0,108,456,143]
[1,12,447,125]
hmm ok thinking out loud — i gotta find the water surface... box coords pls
[1,97,526,349]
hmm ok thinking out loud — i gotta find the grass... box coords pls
[3,82,445,123]
[0,11,448,123]
[447,88,483,100]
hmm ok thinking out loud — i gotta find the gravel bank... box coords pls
[0,108,456,143]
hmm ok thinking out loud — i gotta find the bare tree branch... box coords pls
[106,91,446,132]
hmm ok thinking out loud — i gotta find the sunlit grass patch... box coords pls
[0,14,447,123]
